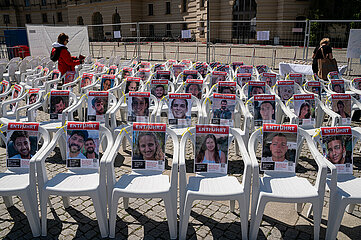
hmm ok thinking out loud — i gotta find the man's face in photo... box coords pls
[220,101,228,110]
[260,102,274,120]
[270,135,288,161]
[68,133,84,155]
[327,139,346,164]
[85,139,95,154]
[14,136,31,158]
[55,99,65,114]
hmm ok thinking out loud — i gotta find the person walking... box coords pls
[50,33,84,76]
[312,38,333,75]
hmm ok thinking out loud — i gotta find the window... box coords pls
[199,22,204,35]
[26,14,31,23]
[166,2,171,14]
[3,15,10,24]
[42,13,48,23]
[166,24,171,37]
[57,12,63,22]
[149,24,154,37]
[182,0,187,12]
[77,16,84,25]
[182,23,187,30]
[148,4,153,16]
[57,0,61,4]
[24,0,30,7]
[200,0,205,8]
[41,0,46,6]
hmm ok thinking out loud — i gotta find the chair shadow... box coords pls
[2,206,62,239]
[65,206,104,239]
[186,210,241,239]
[111,207,173,239]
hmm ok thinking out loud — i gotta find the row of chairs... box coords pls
[1,121,361,239]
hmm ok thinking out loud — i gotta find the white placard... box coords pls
[292,28,303,33]
[26,24,90,57]
[182,30,191,39]
[257,31,270,41]
[114,31,121,39]
[347,29,361,59]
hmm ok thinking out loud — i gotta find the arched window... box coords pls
[112,13,121,32]
[77,16,84,25]
[92,12,104,41]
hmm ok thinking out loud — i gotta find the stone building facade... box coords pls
[0,0,310,43]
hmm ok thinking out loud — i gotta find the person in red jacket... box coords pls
[50,33,84,76]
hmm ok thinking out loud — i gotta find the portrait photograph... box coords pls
[87,92,109,122]
[168,94,192,126]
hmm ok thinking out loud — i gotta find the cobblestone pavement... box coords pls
[1,88,361,239]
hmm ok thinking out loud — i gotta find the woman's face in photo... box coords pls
[300,105,310,117]
[139,135,156,160]
[206,137,216,151]
[171,99,187,119]
[132,97,147,116]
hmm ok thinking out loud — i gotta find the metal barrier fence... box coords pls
[1,20,360,76]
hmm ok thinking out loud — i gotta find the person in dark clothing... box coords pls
[312,38,333,74]
[50,33,84,75]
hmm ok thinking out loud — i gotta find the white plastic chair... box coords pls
[248,127,328,240]
[312,127,361,239]
[36,125,113,238]
[107,125,179,239]
[0,123,50,237]
[179,127,252,240]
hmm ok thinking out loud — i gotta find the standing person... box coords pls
[312,38,333,75]
[50,33,84,76]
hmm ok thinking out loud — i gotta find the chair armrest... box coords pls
[1,94,26,116]
[109,96,125,129]
[67,96,86,121]
[318,100,341,126]
[351,96,361,110]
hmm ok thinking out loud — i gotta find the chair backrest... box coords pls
[0,123,50,174]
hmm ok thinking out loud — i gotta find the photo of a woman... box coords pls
[196,134,226,164]
[133,132,165,161]
[298,102,311,120]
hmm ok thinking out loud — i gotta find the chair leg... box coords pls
[326,201,347,240]
[346,203,355,213]
[163,196,177,239]
[311,200,321,240]
[179,196,194,240]
[92,193,109,238]
[40,192,49,236]
[62,197,70,208]
[3,196,13,207]
[20,191,41,237]
[250,199,267,240]
[229,200,235,212]
[238,198,248,240]
[109,193,121,238]
[123,197,129,209]
[296,202,303,213]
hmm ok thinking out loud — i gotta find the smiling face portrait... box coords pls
[186,84,202,99]
[279,85,293,101]
[327,138,346,164]
[102,79,112,91]
[29,93,37,105]
[10,131,31,159]
[126,81,138,93]
[250,86,264,97]
[154,85,165,99]
[132,97,149,116]
[67,131,87,158]
[171,98,188,119]
[135,132,165,161]
[92,97,107,115]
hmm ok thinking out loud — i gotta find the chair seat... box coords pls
[187,175,244,199]
[44,172,100,194]
[0,116,28,124]
[330,175,361,200]
[39,121,63,131]
[260,173,318,200]
[113,173,170,196]
[0,173,29,192]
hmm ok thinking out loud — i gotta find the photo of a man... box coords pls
[248,85,265,98]
[185,83,202,99]
[278,85,294,102]
[92,97,108,115]
[51,96,67,114]
[85,138,98,159]
[67,130,87,159]
[332,84,345,93]
[125,80,139,94]
[101,78,112,91]
[258,101,275,122]
[151,84,167,100]
[213,100,232,119]
[9,131,33,159]
[263,133,296,163]
[326,136,347,164]
[170,99,188,119]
